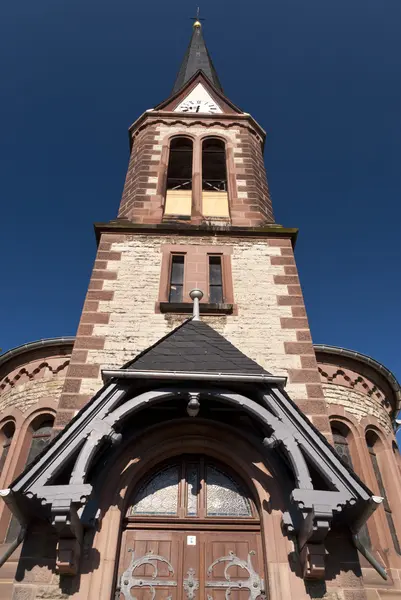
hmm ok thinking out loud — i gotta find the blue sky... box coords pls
[0,0,400,391]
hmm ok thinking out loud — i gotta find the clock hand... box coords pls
[195,105,200,113]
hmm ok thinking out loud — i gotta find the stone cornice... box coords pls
[127,110,267,150]
[94,221,299,246]
[0,337,74,374]
[314,344,401,416]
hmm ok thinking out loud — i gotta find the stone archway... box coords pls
[115,454,266,600]
[77,420,288,600]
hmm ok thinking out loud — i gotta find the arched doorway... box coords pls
[115,455,266,600]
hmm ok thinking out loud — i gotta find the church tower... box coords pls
[2,17,401,600]
[55,18,331,439]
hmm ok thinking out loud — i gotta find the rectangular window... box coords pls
[169,255,185,302]
[209,256,223,303]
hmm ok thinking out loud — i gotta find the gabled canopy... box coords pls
[2,319,380,579]
[172,21,223,95]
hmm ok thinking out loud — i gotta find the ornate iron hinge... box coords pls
[206,551,265,600]
[119,549,177,600]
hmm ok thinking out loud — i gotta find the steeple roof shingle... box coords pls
[172,22,223,94]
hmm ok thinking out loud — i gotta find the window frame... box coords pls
[208,254,224,304]
[168,253,186,303]
[201,137,228,193]
[366,429,401,555]
[5,414,54,543]
[166,136,194,192]
[157,245,236,315]
[330,421,372,549]
[201,136,230,219]
[125,455,258,524]
[162,134,232,221]
[0,421,15,478]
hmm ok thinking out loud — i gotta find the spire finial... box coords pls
[192,7,203,28]
[173,10,222,94]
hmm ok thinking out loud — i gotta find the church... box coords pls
[0,17,400,600]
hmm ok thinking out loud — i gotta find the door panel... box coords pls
[202,532,264,600]
[116,530,264,600]
[117,530,183,600]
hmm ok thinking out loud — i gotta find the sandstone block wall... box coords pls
[56,232,331,437]
[316,357,395,436]
[316,350,401,595]
[0,340,73,599]
[321,383,393,436]
[0,357,69,419]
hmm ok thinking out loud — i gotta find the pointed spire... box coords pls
[172,12,223,94]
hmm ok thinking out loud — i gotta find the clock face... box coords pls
[177,100,219,114]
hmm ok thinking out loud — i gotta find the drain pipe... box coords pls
[352,533,387,580]
[0,523,27,568]
[351,495,387,580]
[0,489,28,568]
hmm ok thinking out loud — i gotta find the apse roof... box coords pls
[172,22,223,94]
[126,319,270,375]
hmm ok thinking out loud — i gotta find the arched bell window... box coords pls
[0,422,15,477]
[366,430,401,555]
[331,423,372,548]
[5,415,54,543]
[164,137,193,218]
[201,138,229,218]
[127,456,256,520]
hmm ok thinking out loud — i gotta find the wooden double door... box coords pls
[116,528,265,600]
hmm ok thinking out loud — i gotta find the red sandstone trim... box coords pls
[297,331,312,342]
[270,256,296,266]
[291,307,307,317]
[58,394,92,410]
[287,369,321,384]
[277,296,304,306]
[80,313,110,325]
[66,364,99,379]
[274,275,299,285]
[281,318,309,329]
[284,342,314,355]
[74,337,105,350]
[69,350,88,364]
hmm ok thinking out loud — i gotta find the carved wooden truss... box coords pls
[5,374,376,580]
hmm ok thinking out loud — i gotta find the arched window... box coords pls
[25,418,53,468]
[332,423,371,548]
[164,137,193,217]
[202,138,229,218]
[332,424,353,467]
[392,441,401,477]
[5,416,54,543]
[366,430,401,554]
[128,456,255,519]
[116,456,262,600]
[0,422,15,477]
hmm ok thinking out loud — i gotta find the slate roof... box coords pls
[172,24,223,94]
[126,319,270,374]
